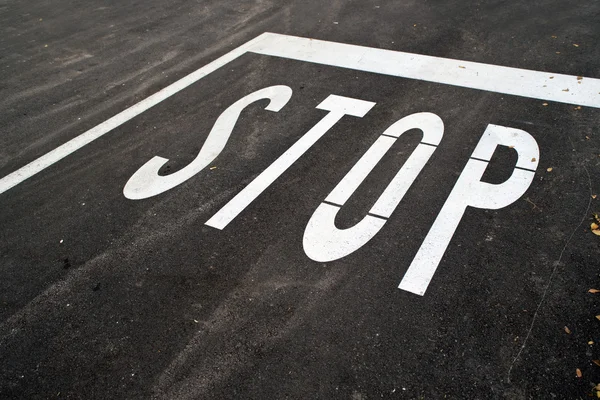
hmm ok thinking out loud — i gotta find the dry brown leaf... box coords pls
[564,326,571,334]
[596,383,600,390]
[508,145,515,149]
[593,360,600,367]
[547,167,553,172]
[549,76,554,79]
[592,223,600,230]
[577,76,583,80]
[596,315,600,321]
[593,230,600,236]
[593,195,597,199]
[531,157,537,162]
[589,341,595,345]
[555,52,561,54]
[589,288,600,293]
[576,368,582,378]
[573,43,580,47]
[551,35,557,38]
[542,102,549,106]
[458,66,466,69]
[563,88,570,92]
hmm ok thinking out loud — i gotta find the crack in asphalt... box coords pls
[506,163,593,383]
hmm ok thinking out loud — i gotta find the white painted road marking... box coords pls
[123,85,292,200]
[250,34,600,108]
[205,95,375,230]
[0,34,269,196]
[398,124,539,295]
[303,112,444,263]
[0,32,598,195]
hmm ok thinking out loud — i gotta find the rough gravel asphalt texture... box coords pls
[1,0,600,398]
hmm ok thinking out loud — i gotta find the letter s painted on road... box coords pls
[123,85,292,200]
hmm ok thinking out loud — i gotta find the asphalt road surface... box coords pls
[1,0,600,399]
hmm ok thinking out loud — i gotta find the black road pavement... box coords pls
[1,0,600,398]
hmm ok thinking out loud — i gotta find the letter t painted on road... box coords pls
[205,94,376,230]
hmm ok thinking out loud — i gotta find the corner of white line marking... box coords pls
[398,282,425,296]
